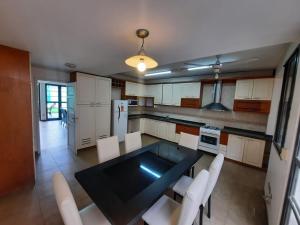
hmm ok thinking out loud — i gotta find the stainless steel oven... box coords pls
[198,126,221,154]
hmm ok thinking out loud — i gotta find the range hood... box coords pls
[202,80,230,111]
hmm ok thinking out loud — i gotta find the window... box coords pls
[274,47,299,153]
[281,121,300,225]
[46,84,67,120]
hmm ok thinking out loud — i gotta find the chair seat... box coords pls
[172,175,193,197]
[142,195,181,225]
[79,203,111,225]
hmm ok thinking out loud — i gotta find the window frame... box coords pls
[274,47,299,154]
[45,84,67,121]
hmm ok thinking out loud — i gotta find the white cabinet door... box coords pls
[242,138,265,167]
[252,78,273,100]
[226,134,245,161]
[77,105,95,149]
[167,123,176,142]
[144,118,151,135]
[95,105,111,140]
[162,84,173,105]
[76,74,95,104]
[235,80,253,100]
[137,83,145,97]
[140,118,145,133]
[172,83,184,106]
[157,122,168,140]
[95,77,111,105]
[125,81,137,96]
[153,84,163,104]
[181,83,201,98]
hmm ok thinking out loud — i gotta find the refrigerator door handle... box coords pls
[118,105,120,121]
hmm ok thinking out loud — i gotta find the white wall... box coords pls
[265,43,300,225]
[39,83,46,120]
[31,66,70,153]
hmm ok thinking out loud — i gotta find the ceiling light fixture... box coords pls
[187,65,212,71]
[145,70,172,77]
[125,29,158,73]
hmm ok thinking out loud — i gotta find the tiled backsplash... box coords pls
[129,105,269,132]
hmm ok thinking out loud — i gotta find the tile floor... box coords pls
[0,133,267,225]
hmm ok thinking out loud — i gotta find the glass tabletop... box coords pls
[75,141,203,225]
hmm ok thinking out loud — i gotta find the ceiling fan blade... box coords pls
[221,57,259,65]
[184,62,211,67]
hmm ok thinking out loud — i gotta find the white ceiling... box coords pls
[0,0,299,76]
[121,43,289,80]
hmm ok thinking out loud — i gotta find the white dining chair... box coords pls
[142,169,209,225]
[172,153,224,225]
[178,132,199,177]
[124,131,142,153]
[96,136,120,163]
[52,172,111,225]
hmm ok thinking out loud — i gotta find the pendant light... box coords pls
[125,29,158,72]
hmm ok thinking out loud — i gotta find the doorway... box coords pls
[38,81,68,151]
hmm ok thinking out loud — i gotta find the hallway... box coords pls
[39,120,67,151]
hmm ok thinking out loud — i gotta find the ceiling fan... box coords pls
[185,55,259,79]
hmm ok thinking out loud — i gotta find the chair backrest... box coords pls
[125,131,142,153]
[52,172,83,225]
[96,136,120,163]
[202,153,224,206]
[177,170,209,225]
[178,132,199,150]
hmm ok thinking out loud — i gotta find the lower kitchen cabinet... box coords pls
[226,134,245,161]
[242,138,265,167]
[77,105,96,149]
[226,134,265,168]
[137,118,177,142]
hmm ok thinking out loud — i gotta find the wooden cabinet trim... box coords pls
[220,132,229,145]
[175,124,200,135]
[180,98,200,108]
[233,100,271,114]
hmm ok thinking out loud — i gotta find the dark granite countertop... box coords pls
[128,114,273,141]
[128,114,205,128]
[222,126,273,141]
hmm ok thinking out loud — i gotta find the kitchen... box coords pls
[1,0,300,224]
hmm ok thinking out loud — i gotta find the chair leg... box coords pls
[207,195,211,218]
[199,205,204,225]
[191,166,194,178]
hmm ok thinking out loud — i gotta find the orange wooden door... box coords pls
[0,45,34,196]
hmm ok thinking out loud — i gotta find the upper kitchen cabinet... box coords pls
[95,77,112,105]
[234,78,274,100]
[162,84,173,105]
[252,78,274,100]
[76,73,96,104]
[172,83,184,106]
[181,83,201,98]
[145,84,163,104]
[125,81,144,97]
[73,72,112,105]
[234,79,253,99]
[233,78,274,113]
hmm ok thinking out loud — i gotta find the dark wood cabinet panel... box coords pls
[176,124,200,135]
[0,45,34,196]
[220,132,229,145]
[180,98,200,108]
[233,100,271,114]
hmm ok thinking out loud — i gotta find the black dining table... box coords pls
[75,140,203,225]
